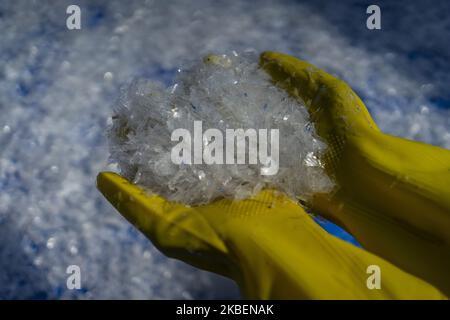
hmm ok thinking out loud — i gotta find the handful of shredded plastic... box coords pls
[108,52,333,205]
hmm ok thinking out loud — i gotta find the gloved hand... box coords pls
[97,52,449,299]
[97,172,444,299]
[260,51,450,296]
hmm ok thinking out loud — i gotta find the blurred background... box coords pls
[0,0,449,299]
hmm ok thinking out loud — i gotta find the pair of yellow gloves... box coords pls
[97,52,450,299]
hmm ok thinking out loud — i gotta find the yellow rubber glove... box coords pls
[97,52,449,299]
[260,51,450,296]
[97,172,445,299]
